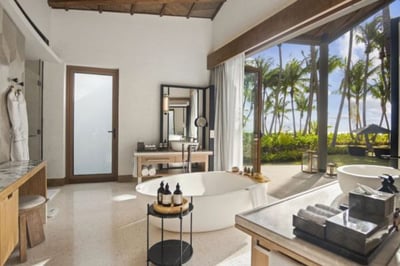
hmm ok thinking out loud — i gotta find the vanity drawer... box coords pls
[0,190,19,266]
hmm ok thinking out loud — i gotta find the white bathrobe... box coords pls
[7,86,29,161]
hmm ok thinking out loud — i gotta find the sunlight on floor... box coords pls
[32,258,51,266]
[112,194,137,201]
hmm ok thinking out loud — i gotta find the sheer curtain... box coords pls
[211,53,244,171]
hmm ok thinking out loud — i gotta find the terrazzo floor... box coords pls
[5,165,332,266]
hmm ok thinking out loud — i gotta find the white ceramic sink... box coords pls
[170,141,199,151]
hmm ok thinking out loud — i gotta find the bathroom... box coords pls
[1,0,400,265]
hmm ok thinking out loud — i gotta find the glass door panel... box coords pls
[66,66,118,183]
[73,73,113,175]
[243,66,262,172]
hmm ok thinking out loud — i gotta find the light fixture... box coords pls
[325,162,337,177]
[301,150,318,173]
[162,94,169,114]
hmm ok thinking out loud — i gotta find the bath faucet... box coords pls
[181,144,197,173]
[187,144,197,173]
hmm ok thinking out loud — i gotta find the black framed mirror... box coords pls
[160,84,214,152]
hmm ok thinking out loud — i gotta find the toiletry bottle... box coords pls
[173,183,183,206]
[162,183,172,206]
[157,181,164,205]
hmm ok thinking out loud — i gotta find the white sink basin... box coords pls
[170,141,199,151]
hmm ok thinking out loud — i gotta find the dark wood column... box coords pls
[317,41,328,172]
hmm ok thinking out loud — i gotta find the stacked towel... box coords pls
[141,166,149,176]
[148,165,156,176]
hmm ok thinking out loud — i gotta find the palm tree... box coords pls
[302,46,318,135]
[331,30,353,147]
[242,71,255,128]
[283,59,306,136]
[253,57,273,134]
[370,76,390,128]
[295,93,308,133]
[355,16,381,127]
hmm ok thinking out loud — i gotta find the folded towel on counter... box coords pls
[297,209,327,225]
[148,165,156,176]
[306,205,336,218]
[315,203,341,215]
[141,166,149,176]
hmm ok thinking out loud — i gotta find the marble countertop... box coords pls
[235,181,400,265]
[0,160,43,193]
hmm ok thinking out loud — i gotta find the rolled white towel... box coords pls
[315,204,341,215]
[141,166,149,176]
[297,209,327,225]
[306,205,335,218]
[148,165,156,176]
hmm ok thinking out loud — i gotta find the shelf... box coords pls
[148,240,193,266]
[149,203,193,219]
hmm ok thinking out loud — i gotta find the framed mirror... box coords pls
[160,84,214,152]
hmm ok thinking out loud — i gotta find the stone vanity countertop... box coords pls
[0,160,43,193]
[133,150,213,156]
[235,181,400,265]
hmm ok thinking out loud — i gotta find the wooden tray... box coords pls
[153,197,189,214]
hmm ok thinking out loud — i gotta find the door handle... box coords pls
[108,128,116,139]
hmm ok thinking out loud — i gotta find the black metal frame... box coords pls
[391,17,400,169]
[146,197,193,266]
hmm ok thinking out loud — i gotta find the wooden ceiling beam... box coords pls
[207,0,372,69]
[130,3,135,15]
[48,0,223,5]
[186,2,195,19]
[159,3,167,16]
[211,0,225,21]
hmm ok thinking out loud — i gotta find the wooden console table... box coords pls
[0,160,47,266]
[133,150,213,183]
[235,181,400,266]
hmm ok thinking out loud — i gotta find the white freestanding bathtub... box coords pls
[135,171,268,232]
[337,164,400,193]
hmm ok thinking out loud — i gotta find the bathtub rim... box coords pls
[336,164,400,178]
[135,171,262,198]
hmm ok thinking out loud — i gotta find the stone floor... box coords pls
[5,165,335,266]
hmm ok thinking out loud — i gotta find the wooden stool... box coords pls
[18,195,46,263]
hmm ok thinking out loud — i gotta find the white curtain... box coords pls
[212,53,244,171]
[7,85,29,161]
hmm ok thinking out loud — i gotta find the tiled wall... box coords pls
[0,6,25,162]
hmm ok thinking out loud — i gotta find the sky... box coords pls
[247,0,400,133]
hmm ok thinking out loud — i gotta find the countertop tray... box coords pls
[294,226,395,265]
[153,197,189,215]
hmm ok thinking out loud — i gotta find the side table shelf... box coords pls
[147,200,194,266]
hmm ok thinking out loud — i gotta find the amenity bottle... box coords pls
[162,183,172,206]
[157,181,164,205]
[173,183,183,206]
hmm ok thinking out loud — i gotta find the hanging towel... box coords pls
[6,86,29,161]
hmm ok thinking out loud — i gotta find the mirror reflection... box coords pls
[160,84,211,151]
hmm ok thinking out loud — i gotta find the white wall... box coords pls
[43,61,65,179]
[0,6,25,162]
[45,10,212,178]
[17,0,51,37]
[211,0,295,51]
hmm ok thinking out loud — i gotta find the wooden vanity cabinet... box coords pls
[134,151,213,183]
[0,190,19,266]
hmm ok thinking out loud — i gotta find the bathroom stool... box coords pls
[18,195,46,262]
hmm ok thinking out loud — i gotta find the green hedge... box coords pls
[243,132,389,163]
